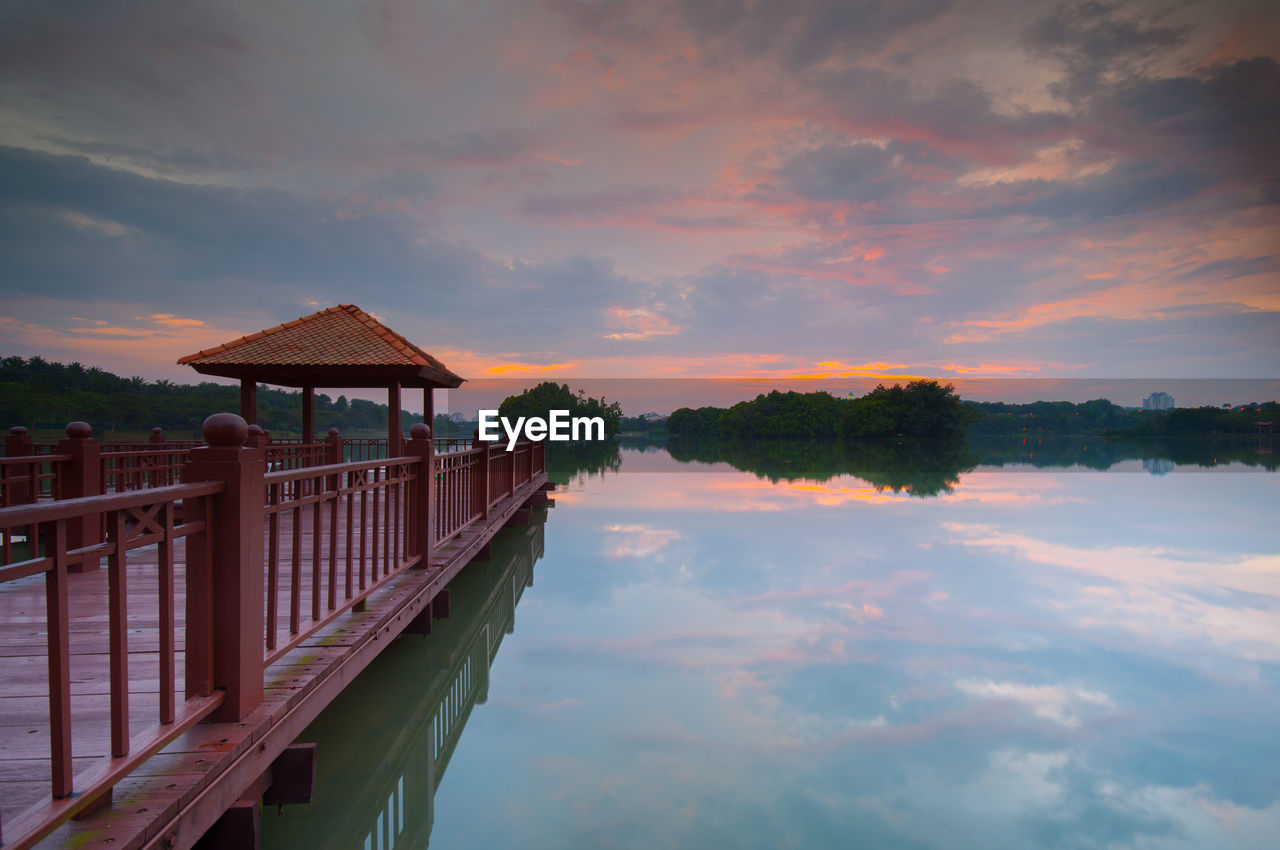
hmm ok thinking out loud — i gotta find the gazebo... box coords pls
[178,304,464,455]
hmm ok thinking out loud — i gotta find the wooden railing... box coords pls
[266,440,329,471]
[101,447,191,492]
[434,448,484,545]
[0,454,68,507]
[0,483,227,843]
[262,456,423,664]
[0,414,548,847]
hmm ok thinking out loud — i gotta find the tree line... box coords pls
[668,380,977,440]
[0,355,421,436]
[3,357,1275,441]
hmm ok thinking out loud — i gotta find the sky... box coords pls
[1,0,1277,411]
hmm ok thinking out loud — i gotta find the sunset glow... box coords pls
[0,0,1275,404]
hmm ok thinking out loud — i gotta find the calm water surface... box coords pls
[262,442,1280,849]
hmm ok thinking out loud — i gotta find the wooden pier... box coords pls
[0,305,555,849]
[0,419,549,848]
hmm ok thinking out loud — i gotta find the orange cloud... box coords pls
[602,306,685,340]
[483,361,576,375]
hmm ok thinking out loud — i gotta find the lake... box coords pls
[261,438,1279,849]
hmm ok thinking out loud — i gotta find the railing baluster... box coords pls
[46,519,73,799]
[311,475,322,622]
[290,498,301,636]
[266,484,279,651]
[159,500,176,725]
[328,477,339,611]
[108,510,129,758]
[372,467,381,579]
[345,474,354,599]
[359,486,368,592]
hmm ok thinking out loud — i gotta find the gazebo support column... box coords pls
[240,380,257,425]
[424,388,434,432]
[388,381,402,457]
[302,381,314,445]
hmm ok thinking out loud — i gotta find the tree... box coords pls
[498,382,622,438]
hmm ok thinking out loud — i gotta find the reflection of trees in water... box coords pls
[665,434,1278,492]
[666,436,980,497]
[971,435,1278,471]
[545,439,622,486]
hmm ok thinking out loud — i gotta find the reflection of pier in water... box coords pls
[261,510,546,850]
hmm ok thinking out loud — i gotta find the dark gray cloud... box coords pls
[402,129,537,164]
[808,67,1070,151]
[776,140,961,203]
[520,185,688,220]
[0,145,646,359]
[674,0,950,71]
[0,146,481,307]
[1025,1,1192,98]
[0,1,267,150]
[1086,57,1280,182]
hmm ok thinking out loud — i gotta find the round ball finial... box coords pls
[152,426,163,435]
[203,413,248,447]
[10,426,28,436]
[328,428,340,437]
[65,421,92,439]
[247,424,263,436]
[409,423,431,440]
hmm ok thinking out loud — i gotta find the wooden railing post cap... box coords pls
[203,412,248,447]
[65,421,93,440]
[327,427,340,438]
[150,426,165,442]
[409,422,431,441]
[9,425,27,436]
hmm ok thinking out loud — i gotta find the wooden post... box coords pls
[325,428,343,493]
[5,426,34,505]
[184,413,266,721]
[246,423,268,450]
[424,387,434,434]
[473,430,491,520]
[6,425,33,456]
[240,379,257,425]
[388,381,403,458]
[325,427,343,465]
[302,381,314,445]
[149,426,165,443]
[58,422,103,563]
[403,423,434,561]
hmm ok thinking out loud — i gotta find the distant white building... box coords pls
[1142,392,1175,410]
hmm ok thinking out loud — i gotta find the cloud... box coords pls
[401,128,537,164]
[956,678,1116,728]
[602,523,683,558]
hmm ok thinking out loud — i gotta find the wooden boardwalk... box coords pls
[0,433,548,850]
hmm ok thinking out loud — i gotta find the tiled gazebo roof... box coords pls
[178,305,464,389]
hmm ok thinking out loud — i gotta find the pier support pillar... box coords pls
[185,413,266,721]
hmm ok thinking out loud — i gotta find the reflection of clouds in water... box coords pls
[943,521,1280,663]
[955,678,1116,728]
[433,458,1280,849]
[601,523,681,559]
